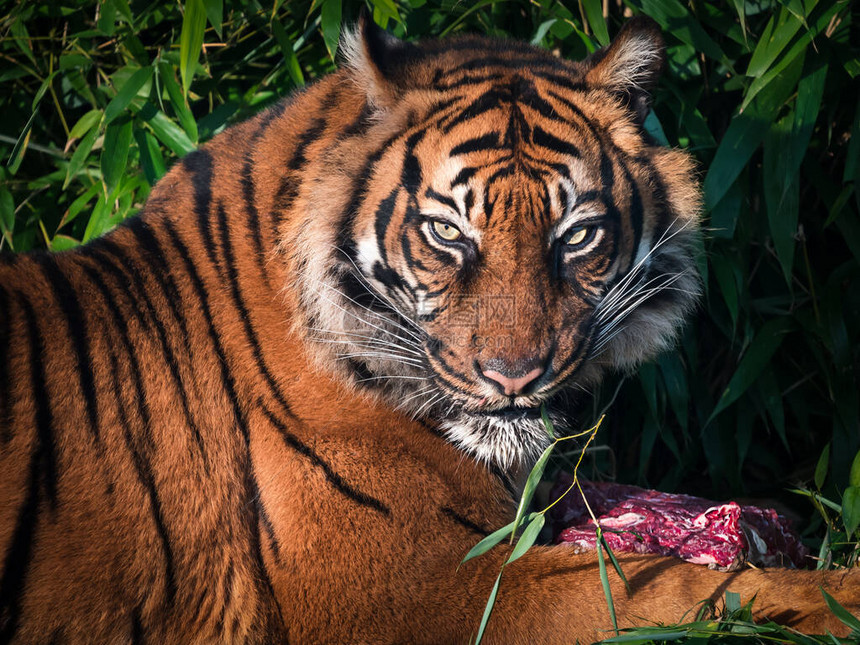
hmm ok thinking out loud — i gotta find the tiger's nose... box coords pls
[479,361,545,396]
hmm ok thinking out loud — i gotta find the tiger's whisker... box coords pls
[335,352,426,367]
[310,334,424,357]
[596,269,693,324]
[413,392,445,419]
[306,326,423,352]
[596,218,690,315]
[329,244,425,334]
[307,283,422,351]
[598,271,692,331]
[319,278,425,344]
[355,375,433,384]
[397,385,439,410]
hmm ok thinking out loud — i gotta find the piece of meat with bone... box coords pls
[549,475,809,571]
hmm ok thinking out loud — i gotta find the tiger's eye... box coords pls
[432,220,462,242]
[566,226,589,246]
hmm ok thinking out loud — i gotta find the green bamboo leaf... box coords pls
[706,318,793,426]
[820,588,860,634]
[540,404,555,439]
[657,360,690,430]
[510,443,554,543]
[109,0,134,24]
[849,450,860,488]
[370,0,403,25]
[271,20,305,87]
[9,15,37,66]
[710,252,739,327]
[97,0,118,34]
[638,362,658,418]
[581,0,608,46]
[179,0,207,95]
[596,536,618,633]
[63,126,99,189]
[530,19,557,46]
[320,0,342,62]
[506,514,544,564]
[778,0,807,22]
[725,590,741,613]
[203,0,223,38]
[83,192,111,243]
[157,63,198,142]
[758,367,787,451]
[816,526,831,571]
[643,111,669,147]
[461,518,518,565]
[601,630,689,643]
[745,8,802,78]
[101,117,134,195]
[764,63,826,282]
[6,108,38,175]
[62,183,101,229]
[763,122,799,284]
[790,488,843,514]
[105,66,153,125]
[69,109,103,140]
[844,101,860,184]
[474,571,502,645]
[823,185,854,228]
[703,110,766,212]
[704,52,804,211]
[676,103,716,151]
[601,536,629,592]
[843,486,860,538]
[741,0,844,111]
[635,0,727,64]
[730,0,747,46]
[0,188,15,250]
[814,443,830,490]
[139,104,195,157]
[826,632,845,645]
[638,417,658,482]
[134,128,166,186]
[50,235,81,252]
[835,209,860,266]
[708,178,742,239]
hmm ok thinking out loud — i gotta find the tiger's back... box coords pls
[1,15,858,644]
[0,121,291,639]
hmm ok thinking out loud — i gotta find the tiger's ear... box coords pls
[342,9,423,110]
[583,16,665,124]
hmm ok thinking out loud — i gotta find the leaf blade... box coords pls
[179,0,207,96]
[506,514,545,564]
[706,318,793,425]
[105,66,153,125]
[474,571,502,645]
[510,442,554,543]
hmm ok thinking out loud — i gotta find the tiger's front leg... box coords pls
[254,423,859,644]
[468,548,860,644]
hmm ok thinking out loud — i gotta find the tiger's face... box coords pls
[297,17,700,468]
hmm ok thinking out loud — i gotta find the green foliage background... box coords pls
[1,0,858,535]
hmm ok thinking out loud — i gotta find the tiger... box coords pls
[0,12,857,644]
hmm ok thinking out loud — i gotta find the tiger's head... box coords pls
[292,16,700,469]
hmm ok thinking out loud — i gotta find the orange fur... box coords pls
[0,16,856,643]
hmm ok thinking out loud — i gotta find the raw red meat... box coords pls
[549,475,809,571]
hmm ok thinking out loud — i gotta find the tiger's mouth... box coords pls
[469,405,543,421]
[439,407,557,469]
[426,390,569,468]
